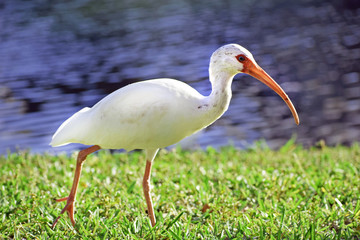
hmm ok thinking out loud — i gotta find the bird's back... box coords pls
[51,78,207,150]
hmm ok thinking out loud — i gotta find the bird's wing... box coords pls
[50,79,205,150]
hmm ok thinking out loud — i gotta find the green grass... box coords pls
[1,141,360,239]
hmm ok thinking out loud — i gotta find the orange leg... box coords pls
[142,149,159,227]
[51,145,101,229]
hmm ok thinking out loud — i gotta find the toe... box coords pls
[55,197,68,202]
[66,203,76,227]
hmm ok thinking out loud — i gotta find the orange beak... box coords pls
[244,60,300,125]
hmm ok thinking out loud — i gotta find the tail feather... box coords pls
[50,107,91,147]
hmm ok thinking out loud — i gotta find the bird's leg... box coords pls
[51,145,101,229]
[142,149,159,227]
[143,161,156,227]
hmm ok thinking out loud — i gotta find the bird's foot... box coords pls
[51,196,76,229]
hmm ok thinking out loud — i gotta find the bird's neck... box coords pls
[205,70,236,121]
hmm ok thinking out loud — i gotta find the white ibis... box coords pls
[50,44,299,228]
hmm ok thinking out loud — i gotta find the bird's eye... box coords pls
[237,55,246,62]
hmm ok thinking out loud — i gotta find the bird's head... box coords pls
[211,44,300,125]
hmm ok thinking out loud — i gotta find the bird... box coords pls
[50,44,299,229]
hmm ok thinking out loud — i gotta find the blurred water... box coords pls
[0,0,359,154]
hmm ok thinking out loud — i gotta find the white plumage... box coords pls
[51,79,219,150]
[50,44,299,229]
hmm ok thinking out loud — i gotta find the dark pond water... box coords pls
[1,0,360,154]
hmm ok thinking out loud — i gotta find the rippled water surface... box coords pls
[1,0,359,154]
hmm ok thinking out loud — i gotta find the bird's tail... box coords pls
[50,107,91,147]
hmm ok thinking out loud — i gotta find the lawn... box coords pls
[1,141,359,239]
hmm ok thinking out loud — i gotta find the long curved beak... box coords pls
[245,61,300,125]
